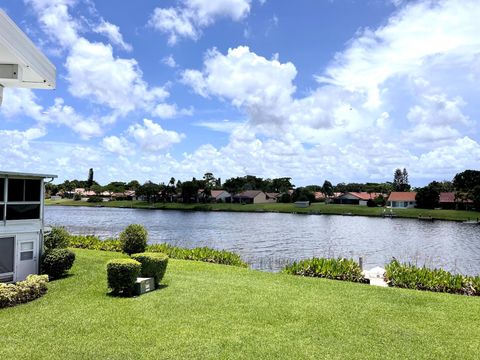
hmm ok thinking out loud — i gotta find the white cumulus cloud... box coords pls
[128,119,185,152]
[149,0,252,44]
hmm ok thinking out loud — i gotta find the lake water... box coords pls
[45,206,480,274]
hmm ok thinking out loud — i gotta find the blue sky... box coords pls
[1,0,479,186]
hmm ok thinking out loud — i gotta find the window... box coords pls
[7,179,41,202]
[0,237,14,274]
[0,178,4,202]
[0,178,42,221]
[6,204,41,220]
[20,241,34,261]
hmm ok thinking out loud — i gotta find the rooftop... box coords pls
[387,192,417,202]
[0,9,56,89]
[0,170,57,179]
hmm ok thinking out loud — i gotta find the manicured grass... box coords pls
[1,249,479,359]
[46,198,480,221]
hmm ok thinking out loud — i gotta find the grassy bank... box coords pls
[1,249,479,359]
[46,198,480,222]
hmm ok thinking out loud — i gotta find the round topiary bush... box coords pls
[131,252,168,287]
[44,227,70,250]
[107,258,141,296]
[119,224,148,255]
[41,248,76,279]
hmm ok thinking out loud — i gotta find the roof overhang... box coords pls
[0,9,56,91]
[0,171,57,179]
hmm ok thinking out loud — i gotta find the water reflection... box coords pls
[45,206,480,274]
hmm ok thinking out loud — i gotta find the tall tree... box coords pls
[87,168,94,189]
[126,180,140,191]
[322,180,334,197]
[136,181,160,203]
[415,181,440,209]
[393,168,410,192]
[453,170,480,191]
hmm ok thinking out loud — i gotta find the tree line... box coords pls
[46,168,480,208]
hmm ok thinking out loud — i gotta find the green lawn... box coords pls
[46,198,480,222]
[1,249,479,359]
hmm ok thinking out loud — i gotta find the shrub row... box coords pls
[66,230,247,268]
[385,259,480,296]
[147,243,248,268]
[0,275,49,308]
[283,257,367,283]
[107,252,169,295]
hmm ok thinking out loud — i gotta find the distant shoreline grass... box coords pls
[45,198,480,222]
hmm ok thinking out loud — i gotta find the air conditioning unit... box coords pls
[135,277,155,295]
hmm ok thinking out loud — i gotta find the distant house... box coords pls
[334,192,383,206]
[233,190,277,204]
[439,192,473,210]
[111,190,138,201]
[74,188,96,197]
[387,192,417,208]
[210,190,231,202]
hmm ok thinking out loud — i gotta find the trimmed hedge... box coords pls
[119,224,148,255]
[107,258,141,296]
[44,227,70,250]
[131,252,168,287]
[0,275,49,308]
[283,257,367,283]
[385,259,480,296]
[41,249,76,279]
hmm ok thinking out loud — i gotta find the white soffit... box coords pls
[0,9,56,89]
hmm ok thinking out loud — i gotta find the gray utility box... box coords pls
[135,277,155,295]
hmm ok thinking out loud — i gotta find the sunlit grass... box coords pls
[1,249,479,359]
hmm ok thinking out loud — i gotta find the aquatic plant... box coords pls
[385,259,479,296]
[283,257,367,283]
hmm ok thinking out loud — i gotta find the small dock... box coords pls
[362,267,388,287]
[418,216,433,221]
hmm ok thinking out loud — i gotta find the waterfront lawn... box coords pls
[46,198,480,221]
[1,249,479,359]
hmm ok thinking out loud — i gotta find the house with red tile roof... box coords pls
[387,192,417,208]
[334,192,384,206]
[439,192,473,209]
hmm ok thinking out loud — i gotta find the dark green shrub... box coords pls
[73,193,81,201]
[44,227,70,250]
[107,259,141,296]
[366,199,376,207]
[131,252,168,287]
[41,249,76,279]
[119,224,148,255]
[147,243,248,267]
[283,257,366,283]
[385,259,479,296]
[0,275,48,308]
[87,196,104,203]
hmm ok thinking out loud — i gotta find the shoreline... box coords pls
[45,199,480,222]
